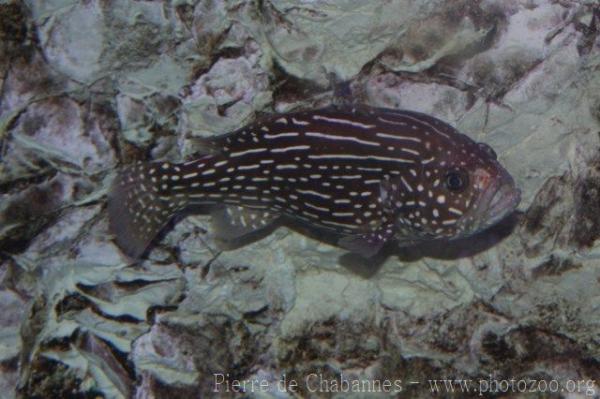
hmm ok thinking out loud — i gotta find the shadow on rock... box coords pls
[338,211,522,278]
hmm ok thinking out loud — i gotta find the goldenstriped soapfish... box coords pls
[108,105,520,258]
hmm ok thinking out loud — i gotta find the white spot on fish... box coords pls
[238,164,260,171]
[296,189,331,199]
[229,148,268,158]
[448,207,463,216]
[308,154,414,164]
[305,131,380,147]
[292,117,310,126]
[264,132,299,139]
[313,114,375,129]
[275,164,298,170]
[271,145,310,153]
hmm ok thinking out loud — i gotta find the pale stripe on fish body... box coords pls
[108,105,521,258]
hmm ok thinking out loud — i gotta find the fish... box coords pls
[107,105,521,259]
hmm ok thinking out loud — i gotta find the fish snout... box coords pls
[460,168,520,235]
[481,173,521,229]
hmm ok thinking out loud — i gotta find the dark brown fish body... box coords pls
[108,105,520,258]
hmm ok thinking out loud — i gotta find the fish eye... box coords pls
[445,170,468,192]
[478,143,497,160]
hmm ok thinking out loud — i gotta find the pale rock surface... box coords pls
[0,0,598,398]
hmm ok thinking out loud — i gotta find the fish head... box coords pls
[388,139,521,240]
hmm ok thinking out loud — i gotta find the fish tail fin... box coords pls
[107,161,187,258]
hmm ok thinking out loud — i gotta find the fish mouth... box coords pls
[482,182,521,228]
[464,172,521,234]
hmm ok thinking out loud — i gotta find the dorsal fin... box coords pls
[184,136,222,158]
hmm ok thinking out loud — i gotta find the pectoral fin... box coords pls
[379,179,400,213]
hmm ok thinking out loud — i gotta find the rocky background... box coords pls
[0,0,599,398]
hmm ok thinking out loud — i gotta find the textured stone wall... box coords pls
[0,0,598,398]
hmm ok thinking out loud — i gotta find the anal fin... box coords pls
[211,205,280,241]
